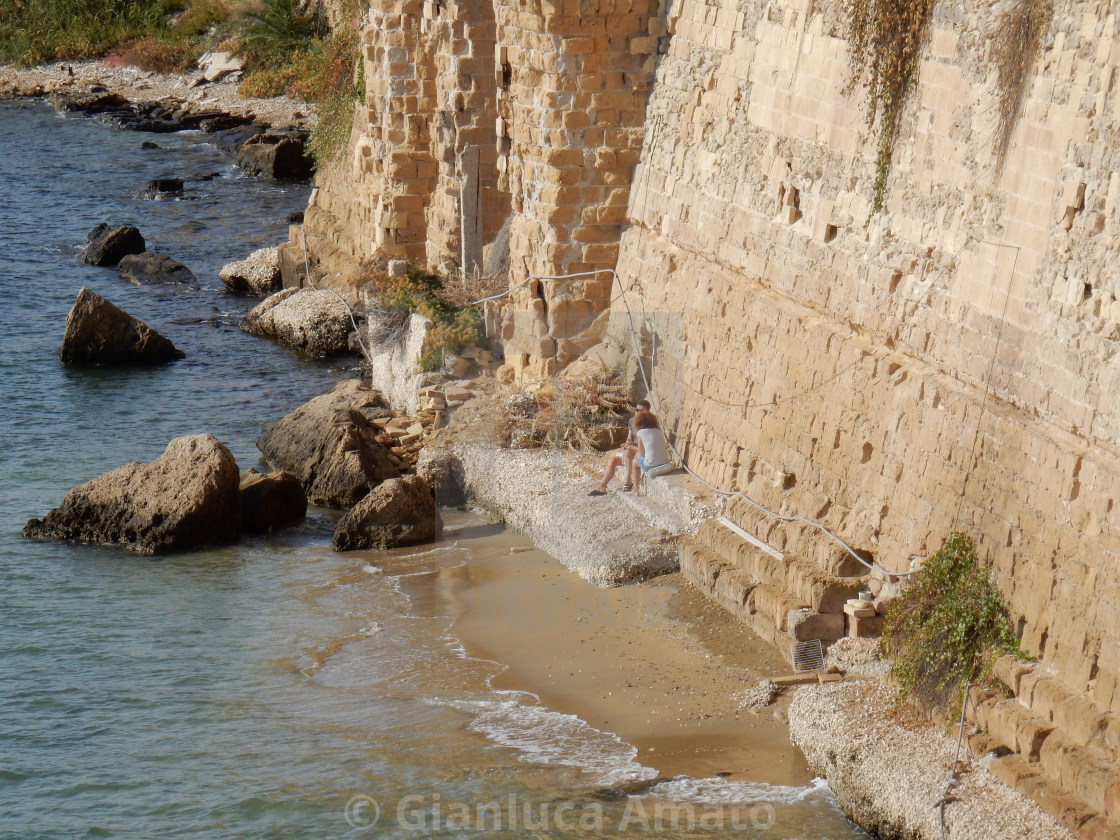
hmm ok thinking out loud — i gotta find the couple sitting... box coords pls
[588,399,671,496]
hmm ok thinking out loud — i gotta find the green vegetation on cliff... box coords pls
[883,532,1028,720]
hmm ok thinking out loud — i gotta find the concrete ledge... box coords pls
[453,443,685,586]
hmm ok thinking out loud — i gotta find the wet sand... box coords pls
[398,517,812,784]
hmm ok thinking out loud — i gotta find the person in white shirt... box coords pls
[625,410,670,493]
[588,400,653,496]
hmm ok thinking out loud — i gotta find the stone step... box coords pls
[723,495,872,577]
[680,536,843,661]
[968,680,1120,836]
[697,518,866,613]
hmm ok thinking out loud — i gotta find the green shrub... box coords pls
[0,0,166,65]
[360,267,486,373]
[883,532,1027,720]
[234,0,322,70]
[169,0,231,37]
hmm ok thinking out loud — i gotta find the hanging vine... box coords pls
[840,0,935,216]
[991,0,1052,166]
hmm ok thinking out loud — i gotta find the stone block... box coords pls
[848,614,884,638]
[1075,753,1120,812]
[786,608,844,642]
[992,654,1034,696]
[1076,816,1120,840]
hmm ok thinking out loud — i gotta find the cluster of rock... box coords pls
[22,435,299,554]
[49,83,311,180]
[21,376,482,555]
[21,378,469,556]
[81,222,196,286]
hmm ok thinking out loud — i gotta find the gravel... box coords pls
[789,680,1074,840]
[0,60,310,131]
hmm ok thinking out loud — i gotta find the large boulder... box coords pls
[333,475,441,551]
[118,252,198,286]
[239,468,306,534]
[237,132,313,180]
[240,287,353,357]
[80,223,146,266]
[22,434,241,554]
[60,287,184,366]
[257,380,400,507]
[219,246,281,296]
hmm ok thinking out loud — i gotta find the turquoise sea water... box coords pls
[0,99,869,840]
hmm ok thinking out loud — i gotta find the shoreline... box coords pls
[0,59,310,132]
[404,528,812,784]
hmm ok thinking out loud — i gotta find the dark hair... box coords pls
[633,410,660,431]
[635,399,651,410]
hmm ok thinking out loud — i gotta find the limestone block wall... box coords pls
[610,0,1120,713]
[303,0,657,385]
[304,0,507,276]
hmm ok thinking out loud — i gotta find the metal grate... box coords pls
[790,639,825,673]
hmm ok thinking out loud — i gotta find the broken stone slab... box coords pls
[80,222,146,266]
[256,380,399,508]
[22,434,240,554]
[332,474,442,551]
[196,50,244,82]
[219,246,281,297]
[239,468,307,534]
[60,287,184,366]
[240,287,353,357]
[118,252,198,286]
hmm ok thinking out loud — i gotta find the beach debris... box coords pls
[80,222,145,266]
[118,252,198,286]
[219,246,281,297]
[240,288,353,357]
[735,679,782,712]
[59,287,184,366]
[22,434,240,554]
[257,380,400,508]
[239,468,307,534]
[333,474,442,551]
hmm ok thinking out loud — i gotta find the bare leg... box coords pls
[595,452,624,492]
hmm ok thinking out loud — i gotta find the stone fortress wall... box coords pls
[303,0,1120,830]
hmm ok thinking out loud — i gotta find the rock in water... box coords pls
[237,132,313,180]
[257,380,400,507]
[333,475,442,551]
[239,468,307,534]
[80,223,146,266]
[240,288,353,357]
[22,434,241,554]
[60,287,184,366]
[219,246,281,296]
[118,252,198,286]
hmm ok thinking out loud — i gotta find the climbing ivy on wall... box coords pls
[840,0,935,217]
[992,0,1053,166]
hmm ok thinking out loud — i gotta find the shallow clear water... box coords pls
[0,100,869,840]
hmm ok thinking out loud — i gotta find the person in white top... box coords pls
[626,410,670,493]
[588,400,654,496]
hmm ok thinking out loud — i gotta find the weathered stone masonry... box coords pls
[303,0,1120,831]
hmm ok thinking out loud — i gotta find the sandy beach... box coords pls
[394,516,812,785]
